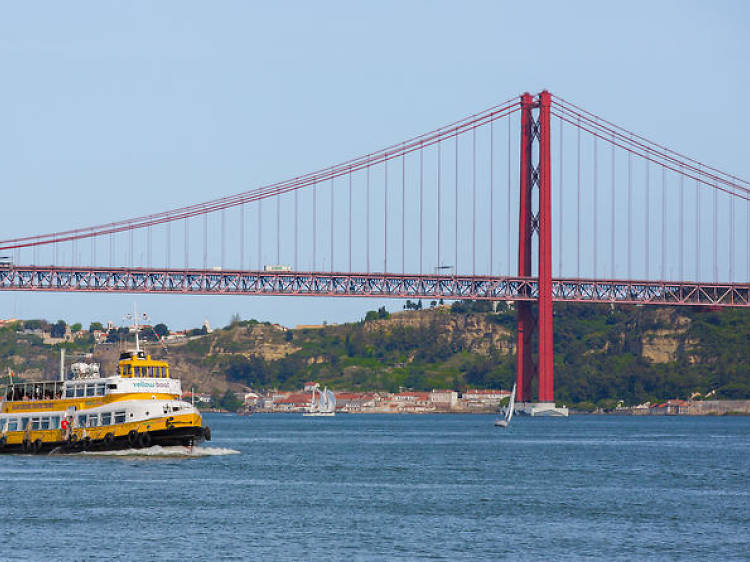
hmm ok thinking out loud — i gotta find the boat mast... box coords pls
[126,303,148,352]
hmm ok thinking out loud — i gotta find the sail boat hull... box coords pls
[302,412,335,417]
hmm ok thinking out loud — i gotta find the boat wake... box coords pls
[78,445,240,457]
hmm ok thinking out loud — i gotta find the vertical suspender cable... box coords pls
[221,208,226,269]
[312,181,316,270]
[437,140,442,270]
[331,176,334,272]
[402,151,405,275]
[472,126,476,275]
[696,168,701,281]
[258,197,262,270]
[645,149,650,279]
[558,117,563,277]
[202,213,207,270]
[294,187,298,271]
[348,168,352,272]
[166,223,170,269]
[183,218,188,268]
[661,167,666,280]
[507,114,511,274]
[611,133,615,278]
[713,184,718,282]
[366,167,370,273]
[593,131,598,278]
[146,227,150,268]
[729,186,734,281]
[576,118,581,278]
[129,227,133,268]
[238,203,243,269]
[384,156,388,273]
[455,133,459,273]
[679,166,684,280]
[276,193,281,265]
[490,118,494,275]
[627,140,632,279]
[420,142,424,275]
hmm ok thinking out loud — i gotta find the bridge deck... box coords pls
[1,266,748,307]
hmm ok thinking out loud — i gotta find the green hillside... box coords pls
[2,301,749,409]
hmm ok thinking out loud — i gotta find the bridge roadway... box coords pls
[1,265,748,307]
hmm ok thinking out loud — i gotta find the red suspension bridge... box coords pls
[1,90,748,403]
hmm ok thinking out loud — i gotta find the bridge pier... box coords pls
[516,90,554,404]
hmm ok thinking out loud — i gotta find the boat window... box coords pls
[96,383,106,396]
[100,412,112,426]
[20,417,29,431]
[114,411,126,424]
[40,417,50,430]
[65,387,75,398]
[77,415,86,427]
[86,384,96,397]
[31,417,41,430]
[75,385,85,398]
[7,419,18,431]
[87,414,98,427]
[51,416,60,429]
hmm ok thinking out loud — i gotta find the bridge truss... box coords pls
[1,266,748,307]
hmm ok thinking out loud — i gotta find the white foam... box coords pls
[80,445,240,457]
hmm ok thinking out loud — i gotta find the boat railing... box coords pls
[2,381,65,402]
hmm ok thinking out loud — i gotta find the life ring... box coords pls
[103,432,115,446]
[203,426,212,441]
[138,432,152,448]
[33,438,43,454]
[80,436,91,451]
[127,430,139,447]
[68,433,78,444]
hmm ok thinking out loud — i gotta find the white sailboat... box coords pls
[494,383,516,428]
[303,386,336,417]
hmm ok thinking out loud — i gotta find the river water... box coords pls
[1,414,748,560]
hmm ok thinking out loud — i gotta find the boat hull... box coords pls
[0,424,209,455]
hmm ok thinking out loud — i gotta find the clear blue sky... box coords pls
[1,1,748,330]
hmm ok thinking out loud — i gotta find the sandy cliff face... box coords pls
[363,309,515,356]
[640,312,691,363]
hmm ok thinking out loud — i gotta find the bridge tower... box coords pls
[516,90,554,406]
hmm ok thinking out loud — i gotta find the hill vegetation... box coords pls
[1,301,749,409]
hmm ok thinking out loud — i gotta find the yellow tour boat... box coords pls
[0,318,210,454]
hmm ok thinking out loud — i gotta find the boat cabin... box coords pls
[117,350,170,379]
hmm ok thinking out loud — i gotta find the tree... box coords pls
[89,322,104,333]
[153,323,169,337]
[50,320,67,338]
[70,323,82,333]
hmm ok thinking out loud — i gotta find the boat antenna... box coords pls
[124,304,149,352]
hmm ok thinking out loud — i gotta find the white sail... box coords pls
[309,388,319,412]
[326,390,336,412]
[505,383,517,424]
[318,389,328,412]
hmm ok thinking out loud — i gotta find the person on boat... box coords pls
[61,417,71,439]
